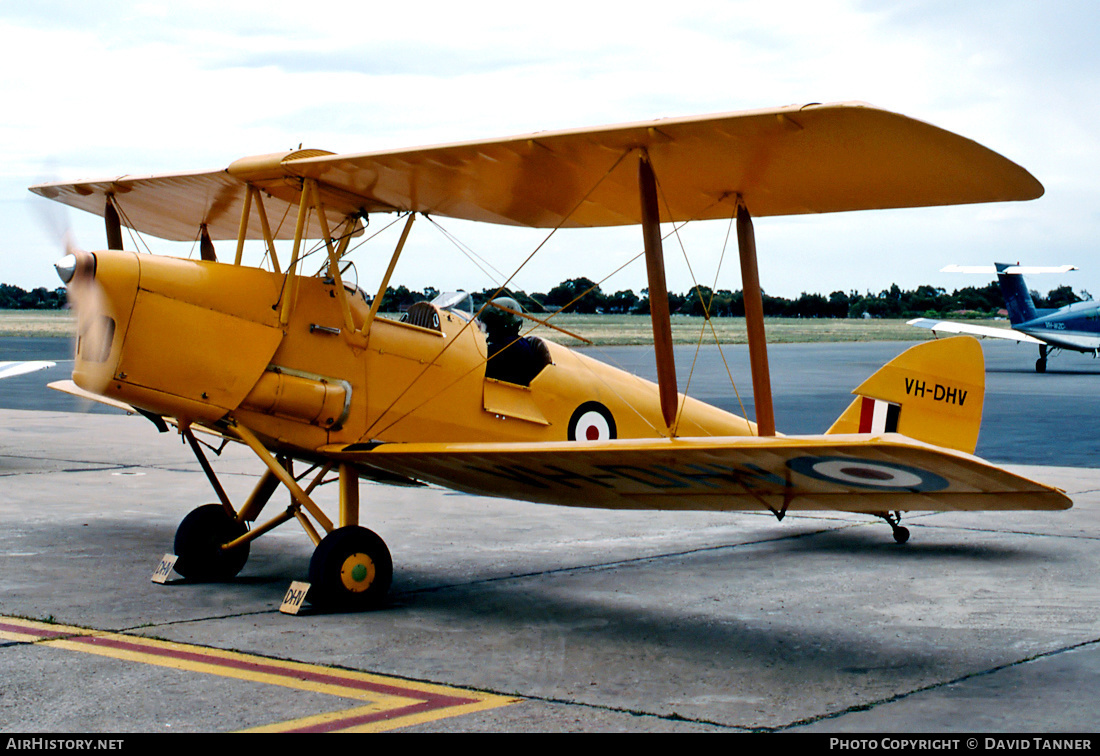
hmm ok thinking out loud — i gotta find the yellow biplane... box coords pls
[30,102,1070,611]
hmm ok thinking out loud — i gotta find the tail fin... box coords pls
[826,336,985,454]
[995,261,1039,325]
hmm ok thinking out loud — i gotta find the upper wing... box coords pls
[319,434,1070,513]
[28,153,360,242]
[30,102,1043,240]
[907,318,1044,344]
[0,361,54,380]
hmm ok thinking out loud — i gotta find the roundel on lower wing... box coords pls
[567,401,617,442]
[786,456,949,492]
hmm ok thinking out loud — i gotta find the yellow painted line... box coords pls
[0,616,518,732]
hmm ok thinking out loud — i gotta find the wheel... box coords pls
[173,504,250,581]
[1035,358,1047,373]
[308,526,392,611]
[892,526,910,544]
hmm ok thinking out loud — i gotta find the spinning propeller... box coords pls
[48,200,120,394]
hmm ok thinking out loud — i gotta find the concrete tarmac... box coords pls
[0,339,1098,733]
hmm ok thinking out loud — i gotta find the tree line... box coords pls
[3,279,1086,318]
[379,278,1087,319]
[0,284,67,310]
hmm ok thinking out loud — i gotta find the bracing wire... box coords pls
[363,147,635,439]
[426,216,508,284]
[649,171,753,435]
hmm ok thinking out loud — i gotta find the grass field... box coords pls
[1,309,1016,346]
[527,314,947,345]
[0,310,76,338]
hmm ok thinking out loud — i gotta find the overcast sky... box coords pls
[3,0,1097,300]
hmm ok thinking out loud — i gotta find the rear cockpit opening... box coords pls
[479,296,551,387]
[399,290,552,385]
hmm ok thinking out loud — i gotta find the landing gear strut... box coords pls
[170,421,393,611]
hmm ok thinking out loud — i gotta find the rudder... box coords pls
[995,262,1039,325]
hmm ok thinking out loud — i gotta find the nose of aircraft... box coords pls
[54,250,95,285]
[61,248,139,398]
[54,253,76,283]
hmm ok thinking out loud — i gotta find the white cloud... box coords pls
[2,0,1098,298]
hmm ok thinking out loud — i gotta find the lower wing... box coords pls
[320,434,1070,513]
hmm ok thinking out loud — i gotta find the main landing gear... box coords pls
[308,526,393,610]
[173,503,250,581]
[171,422,392,611]
[1036,344,1048,373]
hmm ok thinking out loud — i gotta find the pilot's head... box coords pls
[481,297,523,337]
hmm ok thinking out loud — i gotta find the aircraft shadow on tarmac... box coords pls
[374,567,979,682]
[986,365,1100,375]
[765,522,1055,562]
[14,512,1059,609]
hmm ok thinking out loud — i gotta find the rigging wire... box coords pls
[651,174,753,435]
[371,177,740,440]
[110,200,154,256]
[405,217,670,438]
[426,216,508,284]
[363,147,635,439]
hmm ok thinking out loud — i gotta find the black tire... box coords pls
[1036,358,1047,373]
[173,504,250,581]
[308,526,392,611]
[893,526,911,544]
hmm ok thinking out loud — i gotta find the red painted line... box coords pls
[3,618,508,732]
[0,621,70,640]
[292,699,445,732]
[69,634,480,709]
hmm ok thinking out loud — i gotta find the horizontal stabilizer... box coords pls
[941,264,1078,274]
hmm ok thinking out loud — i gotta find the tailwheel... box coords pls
[875,511,910,544]
[173,504,250,581]
[308,526,392,611]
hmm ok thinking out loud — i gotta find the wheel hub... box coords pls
[340,553,376,592]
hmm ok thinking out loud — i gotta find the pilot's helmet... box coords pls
[482,297,523,330]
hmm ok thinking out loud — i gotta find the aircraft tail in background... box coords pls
[995,262,1041,325]
[939,263,1077,326]
[910,264,1088,374]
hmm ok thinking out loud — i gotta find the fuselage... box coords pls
[1013,300,1100,352]
[72,250,757,459]
[995,263,1100,353]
